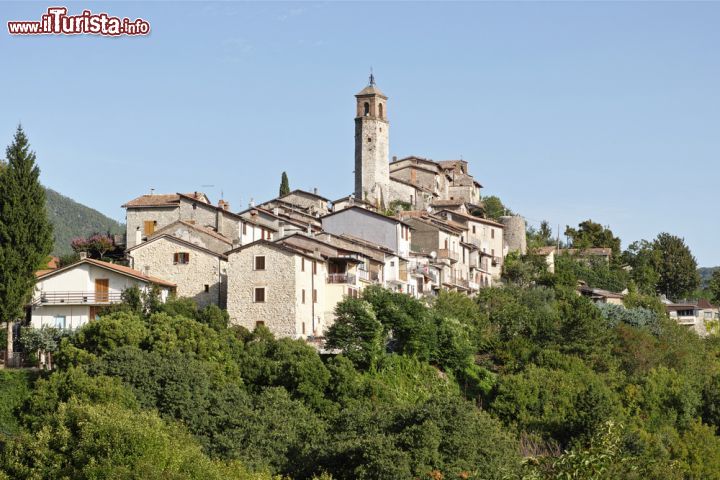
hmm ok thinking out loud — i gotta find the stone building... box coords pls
[438,209,505,283]
[225,234,372,339]
[226,240,326,338]
[355,74,390,207]
[126,234,228,308]
[123,192,242,248]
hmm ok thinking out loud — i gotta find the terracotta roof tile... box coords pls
[36,258,175,288]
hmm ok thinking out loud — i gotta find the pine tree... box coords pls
[0,126,53,361]
[279,171,290,197]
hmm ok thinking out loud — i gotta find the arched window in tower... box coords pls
[378,103,384,118]
[363,102,370,116]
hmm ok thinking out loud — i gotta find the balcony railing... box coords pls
[437,249,459,262]
[409,265,439,284]
[33,291,123,306]
[327,273,356,285]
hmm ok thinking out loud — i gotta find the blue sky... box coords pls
[2,2,719,265]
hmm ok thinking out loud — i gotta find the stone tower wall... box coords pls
[355,116,390,205]
[500,215,527,255]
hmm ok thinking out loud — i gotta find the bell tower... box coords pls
[354,73,390,207]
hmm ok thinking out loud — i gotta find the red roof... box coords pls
[36,258,175,288]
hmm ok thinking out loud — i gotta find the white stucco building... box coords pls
[30,258,174,330]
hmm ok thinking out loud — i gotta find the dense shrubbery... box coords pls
[3,278,720,479]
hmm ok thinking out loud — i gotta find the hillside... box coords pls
[698,266,719,288]
[44,188,124,255]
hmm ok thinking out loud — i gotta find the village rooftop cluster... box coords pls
[27,77,715,340]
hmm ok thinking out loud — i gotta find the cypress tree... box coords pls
[279,171,290,197]
[0,126,53,361]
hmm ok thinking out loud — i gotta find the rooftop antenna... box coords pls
[369,67,375,86]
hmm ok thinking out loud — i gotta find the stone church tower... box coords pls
[355,74,390,207]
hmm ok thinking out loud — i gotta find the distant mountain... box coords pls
[698,266,719,289]
[44,188,124,256]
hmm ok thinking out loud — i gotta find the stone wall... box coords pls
[226,244,298,337]
[128,236,226,308]
[500,215,527,256]
[179,198,218,230]
[355,116,390,206]
[126,207,179,249]
[156,223,231,254]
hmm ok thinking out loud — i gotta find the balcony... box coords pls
[437,248,459,262]
[34,291,122,306]
[327,273,356,285]
[410,265,439,284]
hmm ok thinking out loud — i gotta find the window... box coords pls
[242,222,247,235]
[313,289,318,303]
[363,102,370,116]
[302,289,306,304]
[312,261,317,275]
[390,261,395,267]
[173,252,190,264]
[144,220,156,235]
[204,284,210,293]
[301,258,305,272]
[54,315,66,329]
[254,287,266,303]
[367,137,372,143]
[378,103,383,118]
[255,321,265,328]
[491,229,495,239]
[254,255,266,270]
[472,225,476,234]
[302,322,306,335]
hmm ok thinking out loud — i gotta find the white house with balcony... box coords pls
[30,258,175,330]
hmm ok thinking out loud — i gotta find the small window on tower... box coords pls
[379,103,383,118]
[363,102,370,116]
[367,137,372,143]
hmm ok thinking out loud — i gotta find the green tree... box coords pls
[481,195,510,221]
[565,219,621,256]
[652,233,699,300]
[325,298,384,370]
[0,126,53,361]
[708,270,720,305]
[279,171,290,196]
[2,400,267,480]
[622,240,661,295]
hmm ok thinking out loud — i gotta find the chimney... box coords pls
[218,199,230,211]
[279,221,285,238]
[150,187,155,195]
[79,251,88,259]
[307,224,312,235]
[313,187,318,195]
[135,227,142,245]
[273,207,279,216]
[249,198,255,208]
[392,156,397,162]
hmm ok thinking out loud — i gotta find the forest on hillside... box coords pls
[44,188,124,256]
